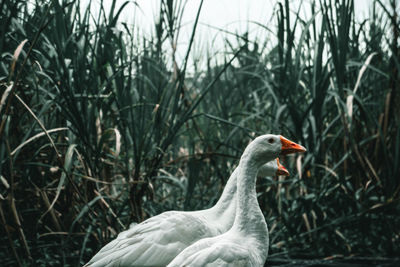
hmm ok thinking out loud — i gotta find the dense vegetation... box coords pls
[0,0,399,266]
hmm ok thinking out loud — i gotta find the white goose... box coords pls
[168,134,306,266]
[85,162,286,267]
[85,135,303,267]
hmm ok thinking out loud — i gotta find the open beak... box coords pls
[280,136,306,155]
[276,158,290,176]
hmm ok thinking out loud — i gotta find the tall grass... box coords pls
[0,0,399,265]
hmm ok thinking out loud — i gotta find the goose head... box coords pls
[241,134,306,168]
[258,158,290,177]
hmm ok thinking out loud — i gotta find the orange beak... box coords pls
[276,158,290,176]
[280,136,306,155]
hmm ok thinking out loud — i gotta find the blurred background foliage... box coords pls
[0,0,399,266]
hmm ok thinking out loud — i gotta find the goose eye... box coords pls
[268,138,274,144]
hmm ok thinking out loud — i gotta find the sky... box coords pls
[126,0,372,35]
[130,0,282,62]
[90,0,380,68]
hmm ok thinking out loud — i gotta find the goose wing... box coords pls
[86,211,216,267]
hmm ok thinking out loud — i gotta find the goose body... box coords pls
[85,155,287,266]
[168,134,306,267]
[86,175,235,266]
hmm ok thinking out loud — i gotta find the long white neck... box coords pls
[232,149,272,236]
[233,157,259,230]
[199,166,238,227]
[212,167,239,212]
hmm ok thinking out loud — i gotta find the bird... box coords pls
[85,160,288,266]
[84,140,294,267]
[168,134,306,267]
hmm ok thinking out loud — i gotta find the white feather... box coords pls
[168,134,304,267]
[86,134,303,267]
[86,166,241,266]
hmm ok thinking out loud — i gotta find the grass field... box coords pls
[0,0,399,265]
